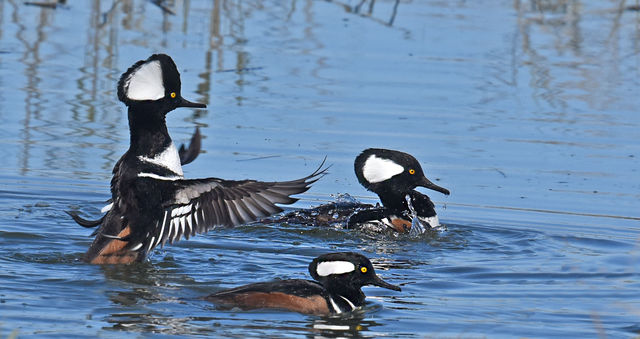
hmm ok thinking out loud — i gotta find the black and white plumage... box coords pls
[272,148,449,234]
[72,54,327,264]
[68,127,202,229]
[348,148,450,233]
[205,252,401,315]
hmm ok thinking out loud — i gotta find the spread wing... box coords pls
[146,172,324,251]
[84,161,328,264]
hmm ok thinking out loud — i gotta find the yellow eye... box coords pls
[170,92,176,98]
[409,169,415,175]
[360,267,367,274]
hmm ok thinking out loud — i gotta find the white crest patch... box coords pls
[316,261,355,277]
[125,60,165,101]
[362,155,404,183]
[138,143,184,176]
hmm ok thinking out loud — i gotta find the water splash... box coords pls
[406,194,426,237]
[332,193,361,206]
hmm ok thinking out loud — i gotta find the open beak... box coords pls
[177,96,206,109]
[370,275,402,292]
[420,177,450,196]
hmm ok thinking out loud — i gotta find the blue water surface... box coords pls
[0,0,639,338]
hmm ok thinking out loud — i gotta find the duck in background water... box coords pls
[272,148,450,235]
[69,54,327,264]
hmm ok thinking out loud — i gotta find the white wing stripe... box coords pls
[179,216,186,236]
[193,207,200,225]
[328,296,342,314]
[157,211,168,245]
[186,213,193,234]
[147,236,156,253]
[172,219,179,242]
[339,295,356,311]
[165,219,174,244]
[138,172,181,181]
[200,209,206,226]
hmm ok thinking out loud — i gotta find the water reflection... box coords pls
[100,260,184,286]
[103,298,382,338]
[325,0,402,26]
[9,0,44,175]
[512,0,640,111]
[310,313,382,339]
[3,0,289,174]
[0,0,368,176]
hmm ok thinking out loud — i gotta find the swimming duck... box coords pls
[271,148,449,234]
[71,54,326,264]
[205,252,401,315]
[347,148,450,233]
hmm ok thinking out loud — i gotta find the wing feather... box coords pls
[88,160,329,262]
[156,161,327,246]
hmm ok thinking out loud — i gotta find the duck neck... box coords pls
[377,189,409,212]
[127,107,172,157]
[325,281,365,312]
[376,190,437,218]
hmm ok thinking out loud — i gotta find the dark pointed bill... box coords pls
[370,275,402,291]
[420,177,450,195]
[178,96,206,108]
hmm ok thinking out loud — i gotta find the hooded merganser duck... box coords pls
[205,252,401,315]
[347,148,450,233]
[270,149,449,234]
[71,54,327,264]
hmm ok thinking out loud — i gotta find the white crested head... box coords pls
[362,154,404,184]
[123,60,165,101]
[316,260,356,277]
